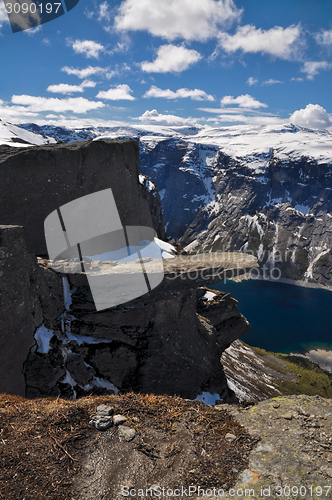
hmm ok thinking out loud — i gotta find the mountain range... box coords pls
[5,119,332,287]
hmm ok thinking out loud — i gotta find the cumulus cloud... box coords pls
[218,24,302,60]
[47,81,96,94]
[315,30,332,46]
[247,77,258,86]
[143,85,214,101]
[290,104,332,130]
[11,95,104,113]
[62,66,106,79]
[301,61,331,80]
[221,94,267,109]
[96,84,135,100]
[262,79,283,85]
[114,0,242,41]
[141,44,201,73]
[70,39,105,59]
[139,109,196,126]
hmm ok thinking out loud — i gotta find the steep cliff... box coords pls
[22,254,255,402]
[0,139,256,401]
[0,139,164,256]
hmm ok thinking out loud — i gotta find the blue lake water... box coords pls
[211,280,332,354]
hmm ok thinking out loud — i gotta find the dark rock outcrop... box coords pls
[0,140,163,256]
[0,225,64,396]
[22,260,253,402]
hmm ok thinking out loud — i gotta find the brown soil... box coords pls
[0,393,256,500]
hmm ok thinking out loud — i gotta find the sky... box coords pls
[1,0,332,130]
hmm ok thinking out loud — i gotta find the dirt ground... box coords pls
[0,393,256,500]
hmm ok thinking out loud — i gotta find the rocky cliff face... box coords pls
[0,138,254,401]
[0,225,64,397]
[0,139,164,256]
[0,228,254,401]
[23,258,253,402]
[138,127,332,286]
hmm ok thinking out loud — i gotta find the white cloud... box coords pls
[47,81,97,94]
[11,95,104,113]
[218,24,302,60]
[143,85,214,101]
[247,77,258,86]
[262,79,283,85]
[0,102,38,122]
[301,61,331,80]
[141,44,201,73]
[290,104,332,130]
[315,30,332,46]
[96,84,135,100]
[139,109,196,126]
[0,2,9,31]
[47,83,85,94]
[291,77,304,82]
[98,1,111,21]
[206,113,285,127]
[70,39,105,59]
[61,64,129,80]
[27,117,127,129]
[221,94,267,109]
[115,0,242,41]
[62,66,106,79]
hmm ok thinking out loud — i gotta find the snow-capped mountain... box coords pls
[0,119,56,147]
[17,121,332,286]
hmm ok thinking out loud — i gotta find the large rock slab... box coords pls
[0,140,163,256]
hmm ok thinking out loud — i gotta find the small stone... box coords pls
[96,405,114,416]
[90,415,113,431]
[132,417,140,423]
[325,468,332,478]
[118,425,136,442]
[225,433,236,442]
[113,414,127,426]
[283,413,293,420]
[273,403,280,409]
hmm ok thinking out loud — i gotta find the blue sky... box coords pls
[1,0,332,129]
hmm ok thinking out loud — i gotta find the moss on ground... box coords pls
[249,345,332,398]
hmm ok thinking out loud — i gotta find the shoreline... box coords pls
[226,273,332,292]
[290,349,332,374]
